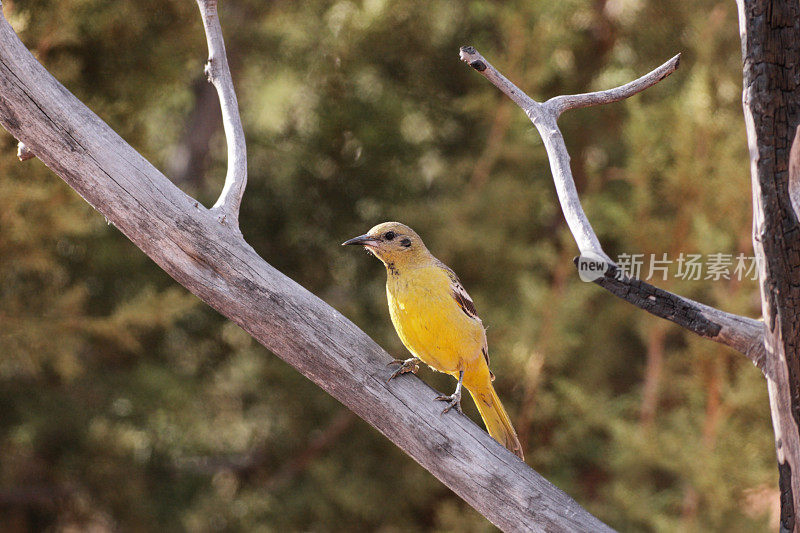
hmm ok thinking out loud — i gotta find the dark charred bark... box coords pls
[737,0,800,529]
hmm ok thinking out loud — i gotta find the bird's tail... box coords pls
[467,382,524,460]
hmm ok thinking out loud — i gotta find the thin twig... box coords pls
[196,0,247,227]
[547,54,681,115]
[460,45,767,374]
[459,46,535,112]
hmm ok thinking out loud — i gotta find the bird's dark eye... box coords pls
[384,231,396,241]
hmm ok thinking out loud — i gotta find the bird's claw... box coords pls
[435,390,463,414]
[386,357,420,382]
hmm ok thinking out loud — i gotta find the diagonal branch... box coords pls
[585,262,769,377]
[459,47,536,112]
[0,8,612,532]
[460,46,767,375]
[197,0,247,227]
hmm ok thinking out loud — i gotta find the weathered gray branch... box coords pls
[459,46,608,261]
[197,0,246,226]
[460,46,767,374]
[547,55,681,115]
[0,5,611,533]
[737,0,800,528]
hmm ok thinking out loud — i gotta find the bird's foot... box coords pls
[386,357,420,382]
[434,388,463,414]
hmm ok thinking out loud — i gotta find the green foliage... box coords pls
[0,0,774,530]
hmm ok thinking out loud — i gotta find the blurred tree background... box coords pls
[0,0,776,531]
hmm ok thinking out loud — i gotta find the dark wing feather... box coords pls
[437,260,491,371]
[452,283,478,319]
[437,261,479,320]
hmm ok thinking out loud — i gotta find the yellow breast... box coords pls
[386,264,485,373]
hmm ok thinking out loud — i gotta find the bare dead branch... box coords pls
[546,54,681,115]
[459,46,536,112]
[459,46,609,261]
[196,0,247,226]
[0,10,612,532]
[17,140,32,160]
[585,262,769,376]
[461,45,767,374]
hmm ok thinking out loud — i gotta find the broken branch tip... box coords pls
[458,46,487,72]
[459,45,477,58]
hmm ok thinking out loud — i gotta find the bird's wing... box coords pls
[437,261,478,319]
[436,260,492,371]
[451,277,478,319]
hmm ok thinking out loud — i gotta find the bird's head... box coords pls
[342,221,430,268]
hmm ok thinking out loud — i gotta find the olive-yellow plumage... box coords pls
[343,222,523,459]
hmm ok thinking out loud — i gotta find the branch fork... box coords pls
[196,0,247,228]
[460,46,767,373]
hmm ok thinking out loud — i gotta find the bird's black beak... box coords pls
[341,234,379,247]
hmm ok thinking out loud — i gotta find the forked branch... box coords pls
[460,46,767,375]
[196,0,247,226]
[0,4,614,530]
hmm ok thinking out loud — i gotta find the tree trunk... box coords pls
[736,0,800,530]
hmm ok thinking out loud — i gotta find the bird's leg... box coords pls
[386,357,420,382]
[435,370,463,414]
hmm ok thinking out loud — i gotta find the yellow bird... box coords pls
[343,222,524,459]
